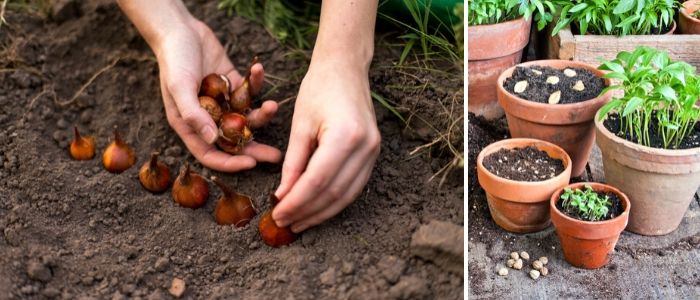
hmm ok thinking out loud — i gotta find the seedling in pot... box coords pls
[468,0,558,30]
[559,184,611,221]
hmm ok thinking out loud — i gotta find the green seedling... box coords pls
[468,0,557,30]
[559,185,611,221]
[597,46,700,149]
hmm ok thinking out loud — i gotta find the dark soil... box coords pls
[0,1,463,299]
[503,66,605,104]
[482,146,565,182]
[603,112,700,149]
[555,191,624,221]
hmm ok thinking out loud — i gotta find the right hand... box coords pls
[153,18,282,172]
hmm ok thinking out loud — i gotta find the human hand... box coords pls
[154,19,282,171]
[272,60,381,233]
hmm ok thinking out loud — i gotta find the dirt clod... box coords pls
[154,257,169,272]
[387,276,430,300]
[320,267,338,286]
[378,255,407,284]
[26,260,52,282]
[410,220,464,275]
[169,278,186,298]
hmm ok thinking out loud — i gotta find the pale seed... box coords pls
[529,270,541,280]
[498,267,508,276]
[506,259,515,268]
[563,68,577,77]
[520,251,530,260]
[510,252,519,260]
[532,69,542,75]
[573,80,585,91]
[546,76,560,85]
[539,257,548,265]
[514,81,528,93]
[541,267,549,276]
[548,91,562,104]
[513,259,523,270]
[532,260,543,270]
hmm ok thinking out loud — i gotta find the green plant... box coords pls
[559,185,612,221]
[467,0,557,30]
[597,46,700,148]
[552,0,680,36]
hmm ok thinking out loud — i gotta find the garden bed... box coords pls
[0,0,463,299]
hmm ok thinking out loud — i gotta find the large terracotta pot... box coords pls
[550,182,630,269]
[468,17,531,120]
[476,138,572,233]
[595,115,700,235]
[680,1,700,34]
[496,60,613,177]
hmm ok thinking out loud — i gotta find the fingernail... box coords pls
[272,213,289,227]
[291,224,307,233]
[200,126,217,144]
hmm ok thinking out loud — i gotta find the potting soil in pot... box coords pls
[482,146,565,181]
[503,66,604,104]
[604,112,700,149]
[555,191,625,221]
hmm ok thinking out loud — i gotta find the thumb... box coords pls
[168,80,218,144]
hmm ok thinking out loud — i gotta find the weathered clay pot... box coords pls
[497,60,612,177]
[476,138,572,233]
[468,17,531,120]
[595,115,700,235]
[680,1,700,34]
[550,182,630,269]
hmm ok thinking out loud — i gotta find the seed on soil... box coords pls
[497,267,508,276]
[514,81,528,93]
[529,270,541,280]
[546,76,560,85]
[506,259,515,268]
[510,252,519,260]
[563,68,577,77]
[539,257,549,265]
[573,80,585,91]
[513,259,523,270]
[532,260,543,270]
[169,278,186,298]
[548,91,562,104]
[520,251,529,260]
[531,69,542,75]
[541,267,549,276]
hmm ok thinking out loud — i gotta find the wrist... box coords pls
[309,46,374,76]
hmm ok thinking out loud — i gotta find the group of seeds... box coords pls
[513,68,585,104]
[496,251,550,280]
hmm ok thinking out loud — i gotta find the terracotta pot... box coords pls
[595,115,700,235]
[496,60,613,177]
[476,138,572,233]
[550,182,630,269]
[468,17,531,120]
[680,1,700,34]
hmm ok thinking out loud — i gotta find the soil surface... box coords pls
[503,66,604,104]
[555,190,624,222]
[0,1,463,299]
[604,112,700,149]
[468,115,700,299]
[482,146,564,182]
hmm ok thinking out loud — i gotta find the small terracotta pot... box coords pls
[476,138,572,233]
[595,114,700,235]
[550,182,630,269]
[496,60,613,177]
[468,17,531,120]
[680,1,700,34]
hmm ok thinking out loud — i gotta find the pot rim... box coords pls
[467,15,527,29]
[496,59,613,111]
[594,110,700,156]
[550,182,630,226]
[476,138,572,187]
[680,1,700,25]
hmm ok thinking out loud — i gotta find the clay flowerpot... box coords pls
[497,60,613,177]
[468,17,531,120]
[680,1,700,34]
[595,115,700,235]
[476,138,572,233]
[550,182,630,269]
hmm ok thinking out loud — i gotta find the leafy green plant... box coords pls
[467,0,557,30]
[559,185,612,221]
[693,7,700,19]
[597,46,700,149]
[552,0,680,36]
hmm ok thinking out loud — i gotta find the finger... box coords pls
[250,63,264,95]
[272,131,360,227]
[273,126,316,202]
[247,100,278,128]
[224,70,243,93]
[290,162,374,233]
[240,141,283,163]
[168,80,218,144]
